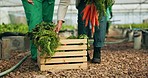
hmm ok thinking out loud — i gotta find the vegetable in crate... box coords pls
[28,22,60,57]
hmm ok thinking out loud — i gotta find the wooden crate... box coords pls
[37,39,88,71]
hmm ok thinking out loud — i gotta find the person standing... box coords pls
[21,0,55,61]
[55,0,113,63]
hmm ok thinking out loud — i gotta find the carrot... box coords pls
[85,10,91,27]
[91,23,95,34]
[89,3,94,21]
[93,5,97,26]
[91,13,95,34]
[81,2,100,35]
[81,4,89,14]
[81,4,91,21]
[95,18,99,26]
[95,12,99,26]
[91,12,96,27]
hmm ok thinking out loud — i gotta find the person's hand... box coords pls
[54,20,63,34]
[27,0,34,5]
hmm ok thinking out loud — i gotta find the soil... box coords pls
[0,38,148,78]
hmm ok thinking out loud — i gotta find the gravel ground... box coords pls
[0,38,148,78]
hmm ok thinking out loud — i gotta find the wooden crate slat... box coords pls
[40,57,87,64]
[39,51,87,58]
[40,51,87,57]
[53,51,87,57]
[56,45,87,50]
[60,39,87,44]
[40,63,87,71]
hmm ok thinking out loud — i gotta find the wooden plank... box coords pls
[38,51,87,57]
[40,63,87,71]
[38,51,87,58]
[52,51,87,57]
[56,45,87,50]
[40,57,87,64]
[60,39,87,44]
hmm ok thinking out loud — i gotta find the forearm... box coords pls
[57,0,70,21]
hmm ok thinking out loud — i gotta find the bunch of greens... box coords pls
[28,22,60,56]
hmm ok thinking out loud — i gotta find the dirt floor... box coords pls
[0,38,148,78]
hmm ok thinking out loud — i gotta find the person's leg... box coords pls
[92,16,107,63]
[42,0,55,22]
[77,1,91,61]
[77,1,91,38]
[22,0,43,61]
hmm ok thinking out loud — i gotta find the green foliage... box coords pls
[117,24,131,29]
[0,23,28,34]
[78,34,88,39]
[67,34,88,39]
[105,0,115,7]
[117,23,148,29]
[60,24,75,31]
[28,22,60,57]
[94,0,106,18]
[131,23,148,29]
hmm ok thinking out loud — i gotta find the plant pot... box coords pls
[127,29,134,42]
[122,29,128,38]
[134,31,142,49]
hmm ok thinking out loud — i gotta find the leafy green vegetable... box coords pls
[28,22,60,57]
[0,23,28,34]
[78,34,88,39]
